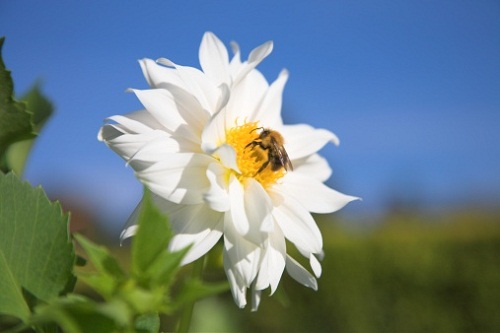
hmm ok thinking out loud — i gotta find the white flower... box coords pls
[98,32,358,310]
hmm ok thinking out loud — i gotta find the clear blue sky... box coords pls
[1,1,499,230]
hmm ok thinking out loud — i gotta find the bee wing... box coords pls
[273,138,293,172]
[281,146,294,171]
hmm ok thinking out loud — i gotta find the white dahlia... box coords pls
[98,32,358,310]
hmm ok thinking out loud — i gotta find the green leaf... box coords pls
[20,82,53,129]
[32,295,124,333]
[145,247,189,288]
[134,313,160,333]
[5,83,54,175]
[119,285,165,314]
[0,173,74,314]
[131,190,173,278]
[173,278,229,310]
[0,250,30,321]
[74,234,126,298]
[0,37,35,172]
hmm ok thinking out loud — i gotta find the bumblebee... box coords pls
[245,127,293,175]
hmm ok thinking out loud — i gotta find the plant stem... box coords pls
[177,256,204,333]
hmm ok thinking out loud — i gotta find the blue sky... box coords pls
[1,1,499,230]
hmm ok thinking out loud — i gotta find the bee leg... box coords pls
[255,159,269,175]
[245,140,269,151]
[245,141,257,149]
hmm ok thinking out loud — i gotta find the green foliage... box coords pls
[0,172,75,327]
[0,177,226,332]
[25,190,228,333]
[0,37,34,173]
[225,213,500,333]
[0,37,53,175]
[6,83,53,175]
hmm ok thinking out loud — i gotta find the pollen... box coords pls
[226,121,286,188]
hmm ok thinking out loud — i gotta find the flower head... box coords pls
[99,32,358,310]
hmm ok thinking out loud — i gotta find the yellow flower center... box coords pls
[226,121,286,188]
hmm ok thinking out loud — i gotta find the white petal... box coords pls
[227,174,249,235]
[99,126,173,161]
[127,136,182,162]
[281,124,340,160]
[106,111,161,133]
[310,254,322,278]
[251,69,288,127]
[214,144,240,173]
[199,32,230,86]
[226,69,268,122]
[267,227,286,293]
[291,153,332,182]
[254,223,286,294]
[224,251,247,308]
[120,225,137,243]
[232,41,273,86]
[119,198,144,244]
[280,173,360,213]
[201,109,227,153]
[244,178,274,241]
[251,289,262,312]
[224,212,261,287]
[285,255,318,291]
[130,153,213,205]
[165,205,224,265]
[249,41,273,63]
[229,41,241,72]
[139,58,185,89]
[118,193,168,242]
[155,83,209,134]
[157,58,219,113]
[215,83,230,114]
[269,189,323,255]
[129,88,184,133]
[204,162,230,212]
[118,109,166,130]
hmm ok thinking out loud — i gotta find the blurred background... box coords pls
[1,1,499,332]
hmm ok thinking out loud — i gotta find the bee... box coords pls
[245,127,293,175]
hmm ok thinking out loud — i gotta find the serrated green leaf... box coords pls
[20,82,53,130]
[132,190,173,278]
[6,83,54,175]
[0,173,75,305]
[0,38,35,172]
[0,250,30,321]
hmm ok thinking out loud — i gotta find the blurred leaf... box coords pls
[20,82,53,129]
[134,313,160,333]
[131,190,192,290]
[0,251,30,321]
[0,173,74,311]
[119,286,164,314]
[173,278,229,310]
[144,248,189,288]
[132,190,172,277]
[74,235,125,298]
[32,295,125,333]
[0,37,35,173]
[6,83,54,175]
